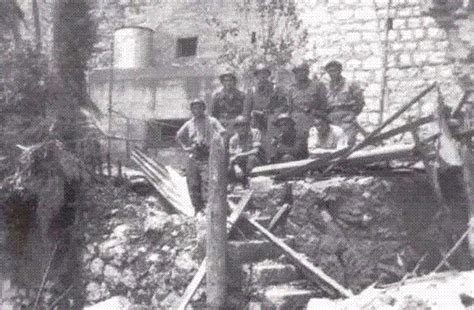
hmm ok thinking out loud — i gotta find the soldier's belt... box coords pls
[330,105,358,111]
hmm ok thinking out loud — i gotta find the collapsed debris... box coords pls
[118,85,473,308]
[307,271,474,309]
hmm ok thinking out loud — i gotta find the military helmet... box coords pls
[254,63,271,76]
[233,115,249,126]
[189,98,206,108]
[273,113,295,126]
[219,68,237,82]
[292,61,310,73]
[324,60,343,71]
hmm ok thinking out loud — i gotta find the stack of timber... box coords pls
[131,147,195,217]
[251,143,419,177]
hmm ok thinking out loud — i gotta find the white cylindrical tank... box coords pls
[113,26,154,69]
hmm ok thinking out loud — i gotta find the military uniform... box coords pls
[271,128,307,163]
[176,115,225,212]
[288,79,328,134]
[307,124,348,156]
[324,60,365,146]
[229,126,263,185]
[245,81,287,154]
[210,89,246,129]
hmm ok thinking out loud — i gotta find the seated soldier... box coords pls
[270,113,307,163]
[308,110,348,157]
[229,115,264,186]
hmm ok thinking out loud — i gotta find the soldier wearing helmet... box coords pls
[287,61,328,135]
[176,98,226,212]
[324,60,365,146]
[270,113,308,163]
[210,69,246,129]
[228,115,264,186]
[244,63,288,156]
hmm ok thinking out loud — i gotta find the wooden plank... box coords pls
[269,83,437,178]
[131,151,195,217]
[370,115,434,143]
[252,144,417,176]
[175,190,252,310]
[132,147,170,177]
[410,130,449,214]
[131,152,185,203]
[268,203,292,232]
[323,82,437,173]
[131,152,182,198]
[245,217,353,298]
[207,133,228,309]
[460,91,474,258]
[177,259,207,310]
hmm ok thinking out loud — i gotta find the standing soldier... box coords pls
[288,61,328,134]
[176,98,226,213]
[210,70,246,129]
[245,63,287,155]
[325,60,365,146]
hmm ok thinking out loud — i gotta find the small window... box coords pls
[176,37,198,57]
[251,31,257,44]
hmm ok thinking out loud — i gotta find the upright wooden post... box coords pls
[107,41,114,178]
[207,133,228,309]
[126,118,131,160]
[461,94,474,258]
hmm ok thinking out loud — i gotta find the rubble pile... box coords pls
[81,183,199,308]
[307,270,474,309]
[251,173,443,293]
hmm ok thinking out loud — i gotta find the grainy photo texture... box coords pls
[1,0,473,309]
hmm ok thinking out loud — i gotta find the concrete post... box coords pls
[206,133,228,309]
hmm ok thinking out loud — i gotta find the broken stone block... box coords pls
[103,265,121,286]
[84,296,131,310]
[89,257,104,278]
[227,237,295,265]
[86,282,109,303]
[262,284,316,310]
[242,260,301,287]
[144,210,171,238]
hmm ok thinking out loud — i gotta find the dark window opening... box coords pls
[176,37,198,57]
[251,31,257,44]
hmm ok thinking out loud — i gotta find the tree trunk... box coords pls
[32,0,41,51]
[7,0,22,51]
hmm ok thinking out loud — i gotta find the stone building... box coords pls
[14,0,474,148]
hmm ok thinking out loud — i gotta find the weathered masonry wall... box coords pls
[299,0,474,131]
[15,0,474,131]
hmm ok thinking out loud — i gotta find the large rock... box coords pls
[84,296,131,310]
[307,271,474,310]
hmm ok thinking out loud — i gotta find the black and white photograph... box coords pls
[1,0,473,309]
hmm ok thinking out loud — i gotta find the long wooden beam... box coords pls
[274,83,437,179]
[176,191,253,310]
[369,115,434,144]
[252,144,417,176]
[244,217,353,298]
[323,82,437,173]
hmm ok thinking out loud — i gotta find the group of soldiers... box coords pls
[176,60,365,212]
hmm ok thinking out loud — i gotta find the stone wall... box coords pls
[15,0,474,130]
[299,0,473,132]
